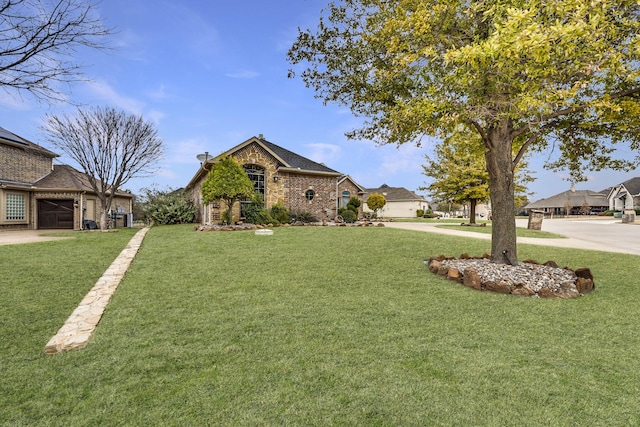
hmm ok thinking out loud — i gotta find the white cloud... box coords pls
[146,109,167,124]
[306,143,341,164]
[84,79,145,114]
[166,137,210,165]
[0,91,32,110]
[148,84,170,101]
[378,144,425,179]
[225,70,260,79]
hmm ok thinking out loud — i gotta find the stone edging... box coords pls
[426,254,596,299]
[44,227,150,355]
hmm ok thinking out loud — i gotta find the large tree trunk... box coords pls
[485,120,518,265]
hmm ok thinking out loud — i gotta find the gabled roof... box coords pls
[0,126,58,158]
[524,188,608,209]
[363,184,427,202]
[259,138,340,175]
[338,175,366,193]
[34,164,132,197]
[617,177,640,196]
[187,135,343,189]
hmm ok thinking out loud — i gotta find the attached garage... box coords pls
[38,199,74,229]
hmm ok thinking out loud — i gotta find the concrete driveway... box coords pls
[0,230,71,246]
[384,217,640,256]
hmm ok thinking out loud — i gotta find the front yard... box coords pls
[1,225,638,425]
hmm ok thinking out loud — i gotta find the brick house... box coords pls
[0,126,132,230]
[186,135,364,224]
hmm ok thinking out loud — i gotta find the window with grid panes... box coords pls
[6,193,26,221]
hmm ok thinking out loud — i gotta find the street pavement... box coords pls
[383,217,640,256]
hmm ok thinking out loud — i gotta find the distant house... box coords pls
[0,126,132,230]
[523,186,609,216]
[185,135,364,224]
[608,177,640,212]
[362,184,429,218]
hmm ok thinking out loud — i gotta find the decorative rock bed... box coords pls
[196,221,385,231]
[426,254,595,299]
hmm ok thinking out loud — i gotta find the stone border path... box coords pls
[44,227,150,355]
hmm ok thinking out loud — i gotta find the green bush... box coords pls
[270,201,290,224]
[416,209,424,217]
[291,211,318,223]
[340,209,357,223]
[242,192,266,224]
[138,187,197,225]
[347,197,361,214]
[603,210,616,216]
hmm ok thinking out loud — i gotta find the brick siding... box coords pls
[0,144,52,183]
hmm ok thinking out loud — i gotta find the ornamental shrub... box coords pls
[340,209,357,223]
[138,186,196,225]
[270,201,290,224]
[347,197,361,214]
[291,211,318,223]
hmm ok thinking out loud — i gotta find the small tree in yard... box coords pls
[43,106,163,229]
[366,193,386,218]
[201,156,255,224]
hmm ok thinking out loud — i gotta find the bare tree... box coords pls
[42,106,163,229]
[0,0,111,103]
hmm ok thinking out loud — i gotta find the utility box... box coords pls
[527,209,545,230]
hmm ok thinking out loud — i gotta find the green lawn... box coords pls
[1,225,639,426]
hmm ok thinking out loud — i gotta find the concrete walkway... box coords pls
[0,229,71,245]
[384,217,640,256]
[44,227,150,355]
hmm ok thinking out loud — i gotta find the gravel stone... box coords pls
[441,258,577,293]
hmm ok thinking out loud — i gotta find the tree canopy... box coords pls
[201,156,255,224]
[43,106,163,229]
[366,193,386,216]
[288,0,640,263]
[0,0,111,103]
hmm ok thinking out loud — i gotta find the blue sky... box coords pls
[1,0,636,201]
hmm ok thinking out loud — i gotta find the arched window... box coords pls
[341,190,350,208]
[241,164,265,218]
[243,164,265,196]
[305,189,315,201]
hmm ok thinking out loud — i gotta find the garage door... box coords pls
[38,199,74,229]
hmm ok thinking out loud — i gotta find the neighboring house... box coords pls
[362,184,429,218]
[608,177,640,212]
[0,126,133,230]
[523,186,609,216]
[185,135,364,224]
